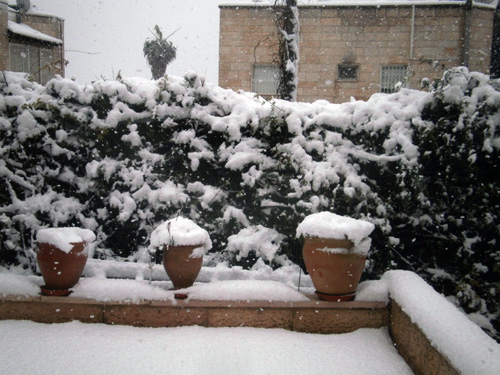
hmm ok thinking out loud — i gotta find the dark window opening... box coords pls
[338,65,359,81]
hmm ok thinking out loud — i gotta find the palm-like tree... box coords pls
[143,25,177,80]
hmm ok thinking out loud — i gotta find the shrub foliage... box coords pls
[0,68,499,340]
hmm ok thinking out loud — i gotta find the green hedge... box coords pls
[0,68,499,340]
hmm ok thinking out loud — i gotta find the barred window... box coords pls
[252,64,280,95]
[380,65,409,93]
[8,43,53,84]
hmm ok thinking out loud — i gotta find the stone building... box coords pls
[219,0,498,103]
[0,0,64,84]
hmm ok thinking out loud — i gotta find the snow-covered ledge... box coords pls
[383,271,500,375]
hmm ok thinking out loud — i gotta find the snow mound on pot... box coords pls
[150,217,212,256]
[296,212,375,255]
[36,227,96,254]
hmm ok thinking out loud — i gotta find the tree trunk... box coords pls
[276,0,299,102]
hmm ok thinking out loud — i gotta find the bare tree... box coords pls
[143,25,177,80]
[274,0,299,101]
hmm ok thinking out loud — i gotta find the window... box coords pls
[380,65,409,93]
[338,64,359,81]
[252,64,280,95]
[8,43,53,84]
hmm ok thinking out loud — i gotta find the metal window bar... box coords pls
[380,65,409,93]
[252,65,280,94]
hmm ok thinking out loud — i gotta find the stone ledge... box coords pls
[1,294,388,333]
[389,301,459,375]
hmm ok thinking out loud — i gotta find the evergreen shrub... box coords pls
[0,68,498,340]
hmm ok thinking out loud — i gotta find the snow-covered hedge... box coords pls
[0,68,499,340]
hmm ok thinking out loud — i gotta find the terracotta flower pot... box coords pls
[163,244,203,289]
[37,241,88,296]
[302,237,366,301]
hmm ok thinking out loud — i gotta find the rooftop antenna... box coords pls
[17,0,31,13]
[8,0,30,23]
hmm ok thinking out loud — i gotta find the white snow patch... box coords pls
[36,227,96,253]
[177,279,309,302]
[150,217,212,254]
[296,212,375,255]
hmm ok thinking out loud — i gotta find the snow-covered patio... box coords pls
[0,321,410,375]
[1,263,499,375]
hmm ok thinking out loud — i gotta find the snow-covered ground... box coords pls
[0,321,411,375]
[1,263,500,374]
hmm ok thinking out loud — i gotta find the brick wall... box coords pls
[219,4,495,103]
[219,7,277,93]
[469,7,494,73]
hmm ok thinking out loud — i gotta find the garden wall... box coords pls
[0,294,388,333]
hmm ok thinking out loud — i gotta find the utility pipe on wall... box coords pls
[463,0,473,67]
[410,4,415,59]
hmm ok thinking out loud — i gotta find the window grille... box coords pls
[338,64,359,80]
[8,43,53,84]
[252,64,280,95]
[380,65,409,93]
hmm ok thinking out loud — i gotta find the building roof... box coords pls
[7,20,63,44]
[219,0,498,9]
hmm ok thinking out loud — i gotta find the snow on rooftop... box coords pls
[219,0,498,8]
[7,20,63,45]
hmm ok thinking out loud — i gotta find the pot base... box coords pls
[315,291,356,302]
[40,285,72,297]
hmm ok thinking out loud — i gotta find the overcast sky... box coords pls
[32,0,220,85]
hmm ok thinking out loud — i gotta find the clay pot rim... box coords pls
[36,241,88,255]
[303,235,353,242]
[163,243,203,248]
[163,243,204,253]
[163,243,205,259]
[302,236,372,257]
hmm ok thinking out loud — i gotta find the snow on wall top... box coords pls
[219,0,498,9]
[7,21,63,44]
[385,270,500,375]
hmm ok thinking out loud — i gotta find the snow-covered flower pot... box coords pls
[150,217,212,289]
[296,212,375,301]
[36,228,96,296]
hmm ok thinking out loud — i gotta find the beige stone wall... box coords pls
[469,8,494,74]
[0,0,8,71]
[390,301,459,375]
[219,7,278,93]
[219,4,495,103]
[1,294,389,333]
